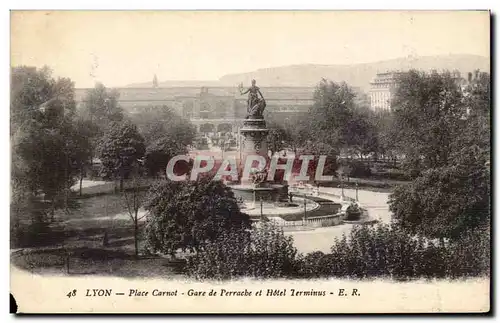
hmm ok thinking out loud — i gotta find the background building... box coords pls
[75,86,316,133]
[369,69,469,112]
[369,71,403,111]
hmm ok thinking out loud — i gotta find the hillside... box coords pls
[219,54,490,91]
[126,54,489,91]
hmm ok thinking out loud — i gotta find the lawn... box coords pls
[10,190,181,277]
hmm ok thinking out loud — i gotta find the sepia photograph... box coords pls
[9,10,491,314]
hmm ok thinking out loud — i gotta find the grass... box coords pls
[10,176,388,277]
[11,247,186,278]
[11,189,156,276]
[319,176,408,193]
[278,196,342,221]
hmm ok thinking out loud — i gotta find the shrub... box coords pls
[186,222,490,280]
[296,251,335,278]
[345,203,362,220]
[10,198,54,248]
[143,179,250,256]
[186,222,298,280]
[445,226,491,278]
[296,223,490,280]
[345,161,372,178]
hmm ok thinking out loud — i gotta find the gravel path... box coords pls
[286,187,392,254]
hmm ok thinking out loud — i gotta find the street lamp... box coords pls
[355,181,359,202]
[341,175,344,199]
[260,197,263,220]
[303,194,307,222]
[238,127,242,162]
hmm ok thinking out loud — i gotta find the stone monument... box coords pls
[238,79,269,163]
[229,80,288,205]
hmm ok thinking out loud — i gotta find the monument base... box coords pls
[229,183,289,204]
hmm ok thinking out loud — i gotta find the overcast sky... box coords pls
[11,10,490,88]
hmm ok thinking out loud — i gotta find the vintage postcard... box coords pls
[9,10,491,314]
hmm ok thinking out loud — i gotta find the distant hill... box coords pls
[125,54,489,91]
[219,54,490,91]
[125,80,222,88]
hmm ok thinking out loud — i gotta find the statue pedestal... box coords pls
[239,118,269,185]
[229,116,288,205]
[240,118,269,159]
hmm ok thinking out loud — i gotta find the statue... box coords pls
[238,79,266,118]
[249,168,268,187]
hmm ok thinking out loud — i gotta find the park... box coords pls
[10,66,490,282]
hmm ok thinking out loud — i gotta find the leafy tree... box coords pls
[130,105,196,176]
[72,118,97,195]
[81,82,123,131]
[11,66,71,134]
[11,66,84,211]
[144,137,187,177]
[391,70,467,176]
[309,79,357,150]
[266,121,289,157]
[453,70,490,160]
[122,161,148,257]
[389,144,490,241]
[389,70,491,240]
[131,105,196,145]
[143,179,250,256]
[345,108,379,159]
[97,120,146,190]
[264,112,309,154]
[79,83,124,164]
[371,110,398,163]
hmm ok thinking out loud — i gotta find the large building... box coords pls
[369,69,468,111]
[74,86,315,133]
[368,71,404,111]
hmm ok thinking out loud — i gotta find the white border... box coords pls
[2,1,498,322]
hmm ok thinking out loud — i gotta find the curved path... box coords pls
[285,187,392,254]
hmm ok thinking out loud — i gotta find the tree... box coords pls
[389,144,490,241]
[266,121,289,157]
[344,108,379,159]
[97,121,146,190]
[388,70,490,241]
[309,79,357,151]
[144,137,187,177]
[72,118,97,195]
[453,70,490,160]
[391,70,467,176]
[264,112,309,154]
[130,105,196,177]
[131,105,196,146]
[79,83,124,165]
[371,110,398,163]
[122,161,148,257]
[143,179,250,256]
[11,66,82,212]
[81,83,123,131]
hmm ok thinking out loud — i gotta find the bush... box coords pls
[10,198,55,248]
[444,226,490,278]
[347,161,372,178]
[296,223,490,280]
[143,179,250,255]
[186,222,298,280]
[345,203,362,220]
[296,251,335,278]
[186,222,489,281]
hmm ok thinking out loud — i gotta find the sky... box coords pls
[11,10,490,88]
